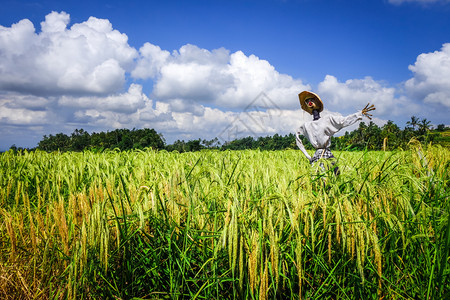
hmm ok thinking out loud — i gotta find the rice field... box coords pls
[0,143,449,299]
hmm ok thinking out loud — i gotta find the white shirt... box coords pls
[296,111,363,161]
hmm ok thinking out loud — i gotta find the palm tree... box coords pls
[381,120,400,150]
[406,116,419,131]
[418,118,431,135]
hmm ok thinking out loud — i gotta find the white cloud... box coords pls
[56,84,176,129]
[317,75,414,116]
[405,43,450,108]
[59,84,148,113]
[0,93,53,125]
[40,10,70,33]
[167,106,306,143]
[132,43,170,79]
[0,11,137,96]
[389,0,450,4]
[0,102,49,125]
[133,44,310,109]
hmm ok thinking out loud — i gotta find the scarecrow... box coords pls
[295,91,375,174]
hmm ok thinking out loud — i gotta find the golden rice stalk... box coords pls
[228,202,238,271]
[88,185,95,206]
[356,243,364,284]
[371,232,383,295]
[14,181,21,207]
[67,252,75,300]
[259,258,269,300]
[28,213,37,252]
[303,208,311,239]
[239,235,244,291]
[96,182,105,203]
[342,200,356,257]
[295,240,303,299]
[328,226,332,263]
[283,197,296,235]
[248,231,259,294]
[101,221,109,271]
[335,205,342,245]
[221,199,232,248]
[54,197,69,255]
[68,194,77,227]
[351,227,355,259]
[81,221,87,270]
[309,212,315,250]
[136,202,144,229]
[35,211,46,242]
[358,224,365,266]
[273,233,280,286]
[4,213,16,261]
[5,178,13,204]
[17,214,25,251]
[15,269,31,299]
[268,210,280,287]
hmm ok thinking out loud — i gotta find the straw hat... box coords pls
[298,91,324,115]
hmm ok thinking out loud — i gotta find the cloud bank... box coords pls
[133,43,309,110]
[389,0,450,5]
[0,11,137,96]
[0,12,449,149]
[405,43,450,108]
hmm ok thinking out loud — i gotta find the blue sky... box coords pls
[1,0,450,150]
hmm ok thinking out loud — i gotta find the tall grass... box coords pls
[0,145,448,299]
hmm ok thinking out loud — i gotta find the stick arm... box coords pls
[296,131,312,162]
[362,103,376,120]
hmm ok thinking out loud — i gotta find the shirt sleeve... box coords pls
[329,111,363,130]
[295,127,312,162]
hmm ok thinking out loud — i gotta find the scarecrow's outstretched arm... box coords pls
[296,131,312,162]
[362,103,376,120]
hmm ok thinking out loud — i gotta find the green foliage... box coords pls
[37,128,165,152]
[222,133,297,150]
[165,139,206,152]
[333,117,448,151]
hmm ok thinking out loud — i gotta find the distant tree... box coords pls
[418,118,432,135]
[38,135,51,151]
[90,131,107,150]
[38,133,70,151]
[36,127,165,152]
[166,140,187,152]
[70,129,90,151]
[365,122,382,149]
[54,133,71,151]
[350,122,368,149]
[118,130,133,150]
[436,124,446,132]
[202,137,221,149]
[381,120,401,150]
[186,139,203,152]
[406,116,419,131]
[140,128,165,149]
[222,136,255,150]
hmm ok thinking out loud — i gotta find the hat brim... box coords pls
[298,91,324,115]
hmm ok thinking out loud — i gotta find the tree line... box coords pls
[35,128,164,152]
[222,117,448,151]
[9,116,449,152]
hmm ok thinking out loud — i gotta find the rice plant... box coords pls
[0,145,448,299]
